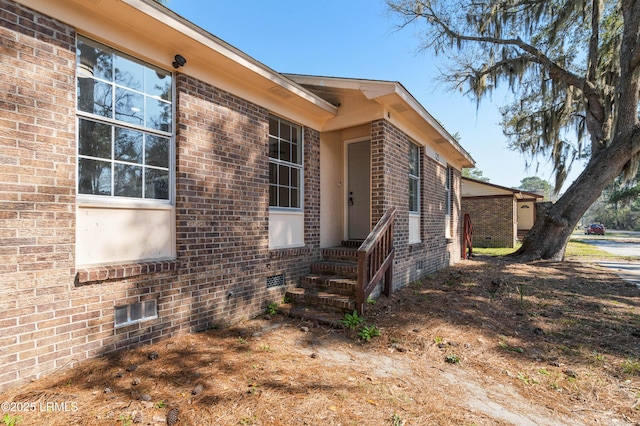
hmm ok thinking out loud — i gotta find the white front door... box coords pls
[347,141,371,240]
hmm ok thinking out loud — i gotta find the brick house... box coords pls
[0,0,474,392]
[461,177,543,248]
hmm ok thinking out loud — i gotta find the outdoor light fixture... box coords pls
[172,54,187,69]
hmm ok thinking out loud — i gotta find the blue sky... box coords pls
[168,0,581,191]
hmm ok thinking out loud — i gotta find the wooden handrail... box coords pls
[356,207,397,315]
[462,213,473,259]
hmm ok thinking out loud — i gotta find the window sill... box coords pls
[269,246,310,258]
[75,260,178,286]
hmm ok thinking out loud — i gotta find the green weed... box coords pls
[267,302,279,315]
[358,325,380,342]
[2,414,23,426]
[340,311,365,331]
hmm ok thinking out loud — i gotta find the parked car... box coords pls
[585,224,605,235]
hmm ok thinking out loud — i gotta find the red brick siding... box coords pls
[462,196,516,248]
[0,0,321,393]
[371,120,459,288]
[0,0,76,392]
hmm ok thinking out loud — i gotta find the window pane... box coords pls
[269,185,277,206]
[114,54,144,91]
[78,158,111,195]
[77,79,112,117]
[146,98,172,132]
[280,121,291,142]
[78,119,111,159]
[409,178,418,212]
[115,87,144,126]
[145,168,169,199]
[130,302,143,321]
[145,135,169,168]
[409,144,419,176]
[77,37,113,81]
[114,163,142,197]
[280,141,291,162]
[145,67,172,101]
[291,189,299,208]
[279,186,289,207]
[115,128,142,163]
[268,137,278,159]
[144,300,157,317]
[291,140,300,165]
[291,168,299,189]
[278,164,290,186]
[269,116,279,136]
[269,162,278,185]
[115,306,128,325]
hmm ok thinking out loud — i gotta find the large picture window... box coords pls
[76,37,172,200]
[269,115,303,209]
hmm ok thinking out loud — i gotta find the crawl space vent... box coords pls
[266,274,285,288]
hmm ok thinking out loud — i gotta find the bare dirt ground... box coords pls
[2,256,640,425]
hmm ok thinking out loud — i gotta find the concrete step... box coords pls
[300,274,357,296]
[285,288,355,313]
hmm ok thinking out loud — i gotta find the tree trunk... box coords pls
[511,128,640,261]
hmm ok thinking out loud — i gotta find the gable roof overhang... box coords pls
[285,75,475,169]
[461,177,545,200]
[15,0,338,129]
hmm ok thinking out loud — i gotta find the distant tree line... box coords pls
[583,170,640,231]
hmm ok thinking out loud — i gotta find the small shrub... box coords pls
[444,353,460,364]
[391,411,405,426]
[2,414,23,426]
[358,325,380,342]
[267,302,279,315]
[340,311,365,330]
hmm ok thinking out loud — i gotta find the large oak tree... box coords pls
[388,0,640,260]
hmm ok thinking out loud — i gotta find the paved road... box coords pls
[597,262,640,288]
[585,239,640,257]
[575,230,640,287]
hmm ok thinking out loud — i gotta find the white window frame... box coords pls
[76,36,174,204]
[445,166,452,238]
[268,115,304,210]
[408,143,421,244]
[75,36,176,266]
[268,115,305,249]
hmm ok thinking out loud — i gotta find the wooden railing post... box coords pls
[356,207,396,315]
[462,213,473,259]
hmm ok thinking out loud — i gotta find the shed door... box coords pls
[347,141,371,240]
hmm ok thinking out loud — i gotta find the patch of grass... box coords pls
[2,414,22,426]
[517,372,539,385]
[472,245,520,256]
[473,239,633,260]
[565,240,618,258]
[498,340,524,353]
[621,358,640,376]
